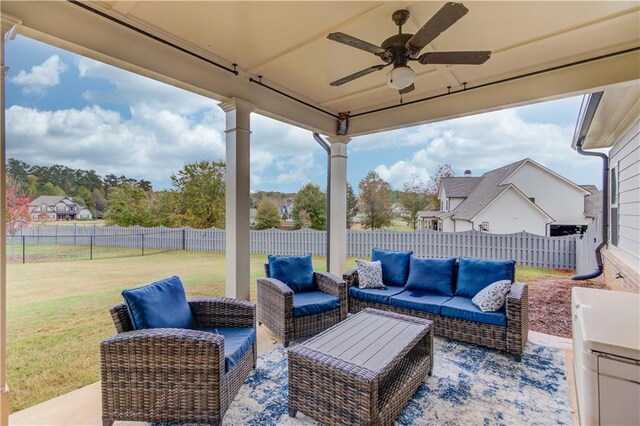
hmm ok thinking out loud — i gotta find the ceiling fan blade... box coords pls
[418,51,491,65]
[406,2,469,52]
[327,32,386,55]
[330,64,389,87]
[399,83,415,95]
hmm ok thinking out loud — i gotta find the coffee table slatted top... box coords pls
[302,310,427,372]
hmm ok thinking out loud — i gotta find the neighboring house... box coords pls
[573,84,639,293]
[28,196,92,221]
[391,203,408,217]
[76,208,93,220]
[418,159,599,236]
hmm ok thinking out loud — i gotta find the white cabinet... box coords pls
[572,288,640,426]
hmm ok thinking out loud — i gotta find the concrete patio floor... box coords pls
[10,328,578,426]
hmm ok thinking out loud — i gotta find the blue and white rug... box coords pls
[222,338,572,425]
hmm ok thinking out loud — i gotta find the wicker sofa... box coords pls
[101,297,256,426]
[344,254,528,360]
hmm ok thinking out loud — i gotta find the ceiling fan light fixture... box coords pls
[387,65,415,90]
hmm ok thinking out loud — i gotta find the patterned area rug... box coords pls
[221,337,572,425]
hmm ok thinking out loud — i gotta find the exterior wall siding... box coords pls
[502,161,589,225]
[609,119,640,273]
[472,187,550,235]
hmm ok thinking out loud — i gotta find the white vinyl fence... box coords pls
[575,215,602,275]
[11,224,578,269]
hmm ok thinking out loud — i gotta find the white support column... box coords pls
[327,137,350,276]
[0,15,20,426]
[218,98,253,300]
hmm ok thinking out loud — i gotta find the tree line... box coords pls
[8,156,454,231]
[254,164,454,231]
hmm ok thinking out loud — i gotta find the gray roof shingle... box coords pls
[441,177,482,197]
[449,159,527,221]
[581,185,602,218]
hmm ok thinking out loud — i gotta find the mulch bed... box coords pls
[527,276,607,338]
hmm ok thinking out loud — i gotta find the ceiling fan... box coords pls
[327,2,491,94]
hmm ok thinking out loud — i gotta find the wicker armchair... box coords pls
[101,297,256,426]
[257,264,347,347]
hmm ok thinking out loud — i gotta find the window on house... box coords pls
[529,197,535,204]
[611,165,619,246]
[446,199,450,211]
[610,167,617,204]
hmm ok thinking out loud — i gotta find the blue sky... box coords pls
[6,35,600,193]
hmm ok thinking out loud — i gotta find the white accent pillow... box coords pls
[472,280,513,312]
[355,260,385,289]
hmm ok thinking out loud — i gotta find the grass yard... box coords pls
[7,249,566,412]
[6,243,166,264]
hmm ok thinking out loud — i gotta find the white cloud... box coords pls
[10,55,67,94]
[78,57,218,115]
[6,105,225,188]
[366,108,600,189]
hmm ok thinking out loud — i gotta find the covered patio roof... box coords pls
[2,1,639,136]
[0,3,639,423]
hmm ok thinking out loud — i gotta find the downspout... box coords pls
[313,133,331,271]
[571,92,608,280]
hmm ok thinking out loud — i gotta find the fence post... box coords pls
[90,236,93,260]
[182,229,186,251]
[141,233,145,257]
[22,236,25,264]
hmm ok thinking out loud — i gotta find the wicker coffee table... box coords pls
[288,308,433,426]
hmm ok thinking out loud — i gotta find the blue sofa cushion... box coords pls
[371,248,413,287]
[349,286,405,305]
[389,291,452,315]
[455,257,516,298]
[268,254,315,293]
[405,256,456,296]
[441,296,507,327]
[293,291,340,317]
[199,326,256,372]
[122,276,194,330]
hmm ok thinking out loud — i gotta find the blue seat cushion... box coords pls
[293,291,340,317]
[349,285,405,305]
[405,256,456,296]
[199,327,256,372]
[441,296,506,327]
[371,248,413,287]
[455,257,516,298]
[122,276,194,330]
[268,254,315,293]
[389,291,452,315]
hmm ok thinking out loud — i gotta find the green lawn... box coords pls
[6,249,568,411]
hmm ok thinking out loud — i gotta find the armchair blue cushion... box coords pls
[268,254,315,293]
[371,248,413,287]
[198,327,256,371]
[455,257,516,298]
[349,285,405,305]
[293,291,340,317]
[441,296,506,327]
[405,256,456,296]
[122,275,194,330]
[389,291,452,315]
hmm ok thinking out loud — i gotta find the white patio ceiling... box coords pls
[2,1,639,137]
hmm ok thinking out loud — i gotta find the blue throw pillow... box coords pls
[455,257,516,298]
[371,248,413,287]
[122,276,194,330]
[405,256,456,296]
[268,254,315,293]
